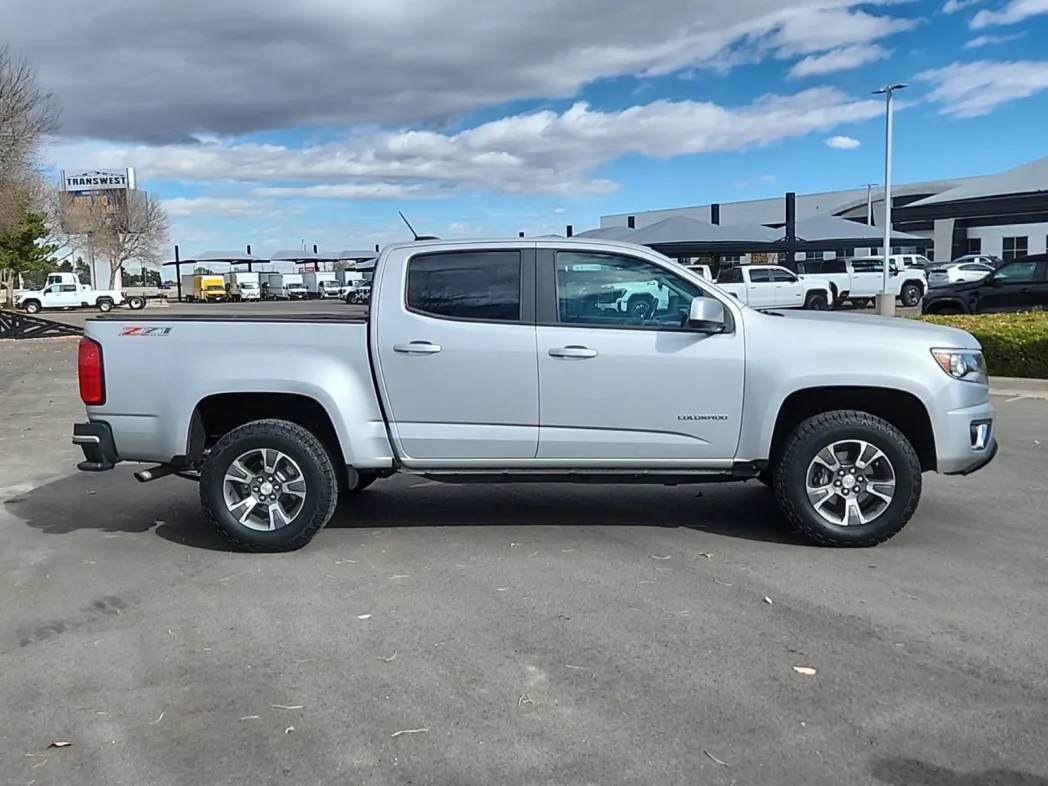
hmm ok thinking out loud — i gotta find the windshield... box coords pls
[287,283,305,289]
[206,284,224,291]
[240,282,257,289]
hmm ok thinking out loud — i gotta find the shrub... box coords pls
[915,311,1048,379]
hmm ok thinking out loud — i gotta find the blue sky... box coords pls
[17,0,1048,267]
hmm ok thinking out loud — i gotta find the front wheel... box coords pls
[771,410,921,547]
[804,291,829,310]
[900,283,923,307]
[23,300,41,314]
[97,299,113,312]
[199,419,339,552]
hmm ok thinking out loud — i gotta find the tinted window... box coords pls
[960,264,989,272]
[823,260,846,274]
[748,268,772,283]
[406,251,521,322]
[554,251,706,328]
[60,284,78,292]
[770,268,796,282]
[717,268,743,283]
[993,261,1038,282]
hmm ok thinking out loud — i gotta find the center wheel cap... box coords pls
[841,474,857,490]
[259,481,274,495]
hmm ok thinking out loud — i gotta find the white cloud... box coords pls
[789,44,889,77]
[942,0,982,12]
[50,88,886,196]
[964,32,1026,47]
[253,183,428,200]
[7,0,918,143]
[162,197,274,218]
[970,0,1048,27]
[826,135,861,148]
[919,60,1048,116]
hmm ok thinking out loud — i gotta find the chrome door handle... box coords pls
[549,346,597,358]
[393,341,441,354]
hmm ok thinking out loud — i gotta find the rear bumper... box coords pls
[73,421,121,471]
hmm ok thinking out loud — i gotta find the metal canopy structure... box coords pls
[334,249,379,261]
[573,226,636,240]
[784,215,927,247]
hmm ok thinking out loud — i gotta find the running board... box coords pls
[409,465,760,485]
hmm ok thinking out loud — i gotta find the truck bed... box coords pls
[82,314,390,467]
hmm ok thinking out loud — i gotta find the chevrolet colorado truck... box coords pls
[72,238,998,552]
[715,264,832,310]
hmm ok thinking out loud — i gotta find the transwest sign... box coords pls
[60,168,136,191]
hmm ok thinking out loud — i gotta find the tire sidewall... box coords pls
[806,292,828,310]
[98,299,113,312]
[128,296,146,310]
[776,418,919,546]
[201,425,336,549]
[901,283,921,307]
[24,301,40,314]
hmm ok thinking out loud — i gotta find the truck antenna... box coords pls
[398,211,439,241]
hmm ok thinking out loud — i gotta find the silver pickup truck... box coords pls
[72,238,997,552]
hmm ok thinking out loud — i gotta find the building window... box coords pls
[966,238,981,255]
[1002,236,1028,261]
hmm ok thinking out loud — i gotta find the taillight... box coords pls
[78,337,105,405]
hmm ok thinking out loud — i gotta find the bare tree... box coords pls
[63,191,170,288]
[0,45,61,233]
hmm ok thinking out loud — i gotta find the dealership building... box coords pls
[599,155,1048,264]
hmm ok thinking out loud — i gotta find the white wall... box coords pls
[966,223,1048,257]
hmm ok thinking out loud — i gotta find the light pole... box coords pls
[873,83,906,317]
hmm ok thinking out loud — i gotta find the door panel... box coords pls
[770,268,804,307]
[979,260,1042,312]
[745,267,776,308]
[374,248,539,461]
[536,250,745,463]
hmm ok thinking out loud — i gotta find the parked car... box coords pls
[927,261,994,288]
[72,237,997,552]
[951,254,1005,269]
[716,264,832,309]
[800,257,926,308]
[921,254,1048,315]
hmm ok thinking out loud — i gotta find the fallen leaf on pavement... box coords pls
[650,555,671,560]
[700,553,714,559]
[271,704,304,710]
[48,742,71,748]
[284,726,294,734]
[357,614,371,620]
[378,650,397,663]
[391,728,428,738]
[704,750,729,766]
[792,666,817,676]
[764,597,773,605]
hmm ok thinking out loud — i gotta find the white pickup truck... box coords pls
[800,258,927,308]
[15,281,143,313]
[72,237,997,552]
[715,264,833,310]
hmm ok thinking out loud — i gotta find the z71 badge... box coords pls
[119,326,172,336]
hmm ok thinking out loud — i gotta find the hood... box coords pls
[751,307,979,348]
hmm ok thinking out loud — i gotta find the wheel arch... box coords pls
[768,386,937,472]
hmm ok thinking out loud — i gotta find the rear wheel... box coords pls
[772,410,921,547]
[127,296,146,310]
[627,294,655,320]
[199,419,339,552]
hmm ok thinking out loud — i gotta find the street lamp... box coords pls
[873,83,906,316]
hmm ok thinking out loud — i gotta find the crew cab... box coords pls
[15,282,143,314]
[922,254,1048,315]
[800,258,927,308]
[72,238,997,552]
[715,265,832,310]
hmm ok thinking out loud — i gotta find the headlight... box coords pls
[930,348,987,384]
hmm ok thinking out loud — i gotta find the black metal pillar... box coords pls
[710,204,720,225]
[627,216,635,229]
[566,225,573,237]
[245,245,253,272]
[174,245,182,302]
[784,192,797,272]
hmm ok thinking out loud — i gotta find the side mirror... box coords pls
[688,296,727,332]
[990,276,1003,287]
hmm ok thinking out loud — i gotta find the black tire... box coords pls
[804,291,829,310]
[127,296,146,310]
[97,298,113,312]
[900,282,923,307]
[771,410,921,547]
[23,300,41,314]
[199,419,339,552]
[627,294,654,320]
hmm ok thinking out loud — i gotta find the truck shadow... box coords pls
[5,468,806,551]
[871,757,1048,786]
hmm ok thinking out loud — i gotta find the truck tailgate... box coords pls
[81,315,390,466]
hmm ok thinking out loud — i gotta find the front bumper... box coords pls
[73,421,120,472]
[936,400,998,476]
[945,437,998,476]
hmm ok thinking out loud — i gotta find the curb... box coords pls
[990,376,1048,400]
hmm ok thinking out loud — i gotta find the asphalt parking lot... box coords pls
[1,337,1046,786]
